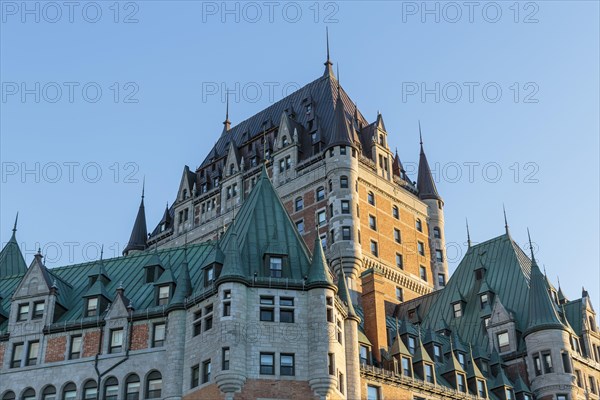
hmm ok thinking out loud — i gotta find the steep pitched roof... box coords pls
[524,260,564,336]
[0,215,27,278]
[337,268,358,320]
[417,136,441,201]
[326,83,358,149]
[123,192,148,255]
[305,237,335,289]
[420,234,533,351]
[218,165,311,281]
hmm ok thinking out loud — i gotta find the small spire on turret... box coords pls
[527,228,536,265]
[466,218,472,248]
[503,204,510,235]
[12,212,18,234]
[323,27,334,76]
[223,89,231,133]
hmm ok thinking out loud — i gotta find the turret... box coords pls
[523,230,574,399]
[0,213,27,278]
[337,267,361,399]
[325,76,363,301]
[416,126,449,289]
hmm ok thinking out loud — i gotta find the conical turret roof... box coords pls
[305,237,334,289]
[0,214,27,277]
[123,188,148,255]
[417,128,441,201]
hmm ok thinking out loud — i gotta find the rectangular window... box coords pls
[401,356,411,376]
[562,352,572,373]
[407,336,416,354]
[370,241,378,257]
[453,302,462,318]
[269,257,283,278]
[367,385,380,400]
[153,323,166,347]
[280,353,295,376]
[434,344,442,362]
[392,206,399,219]
[202,359,211,383]
[222,347,230,370]
[328,353,335,375]
[542,352,553,373]
[26,341,39,366]
[260,296,275,322]
[533,354,542,375]
[360,345,369,365]
[223,302,231,317]
[326,297,334,323]
[340,176,349,188]
[193,311,202,336]
[477,380,486,397]
[295,197,303,211]
[497,331,509,352]
[110,329,123,353]
[341,200,350,214]
[191,364,199,388]
[369,215,377,230]
[295,220,304,234]
[425,364,434,383]
[285,156,291,170]
[317,210,327,227]
[438,273,446,287]
[435,249,443,262]
[204,316,213,331]
[420,265,427,281]
[32,301,44,319]
[337,319,343,344]
[457,373,466,392]
[557,396,568,400]
[396,253,403,269]
[338,371,344,394]
[396,287,403,302]
[589,376,597,394]
[260,353,275,375]
[280,308,294,323]
[69,335,82,359]
[320,235,327,250]
[279,159,285,173]
[340,146,347,155]
[158,286,170,305]
[418,241,425,256]
[575,370,582,387]
[86,298,98,317]
[480,293,489,309]
[11,343,23,368]
[506,389,514,400]
[394,228,401,243]
[342,227,351,241]
[458,352,466,368]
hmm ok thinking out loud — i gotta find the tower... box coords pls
[417,126,449,289]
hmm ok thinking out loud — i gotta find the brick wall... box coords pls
[130,323,149,351]
[183,380,322,400]
[45,336,66,363]
[82,330,101,357]
[361,379,414,400]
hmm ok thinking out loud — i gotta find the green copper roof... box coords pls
[466,348,485,379]
[421,234,533,351]
[171,256,192,305]
[491,366,513,389]
[413,335,433,364]
[524,260,564,336]
[563,299,583,335]
[219,165,311,281]
[512,374,531,393]
[390,332,411,357]
[83,279,111,300]
[305,237,335,289]
[217,225,246,283]
[0,215,27,278]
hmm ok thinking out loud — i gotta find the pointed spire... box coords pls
[123,184,148,256]
[525,231,565,337]
[326,78,356,150]
[12,212,18,234]
[527,228,536,265]
[392,148,403,177]
[306,237,335,288]
[217,223,246,283]
[323,26,334,76]
[222,89,231,133]
[171,249,192,305]
[503,204,510,235]
[466,218,472,248]
[0,213,27,277]
[416,123,441,201]
[337,267,359,321]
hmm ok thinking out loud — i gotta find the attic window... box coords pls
[497,331,510,352]
[475,268,485,280]
[306,104,312,114]
[158,286,170,306]
[86,298,98,317]
[146,265,164,283]
[480,294,489,309]
[205,266,215,286]
[270,257,283,278]
[452,302,462,318]
[282,136,288,146]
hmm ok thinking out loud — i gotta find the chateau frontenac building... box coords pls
[1,51,599,400]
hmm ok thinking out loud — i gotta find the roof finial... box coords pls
[336,64,341,96]
[323,27,334,76]
[100,244,104,260]
[419,120,423,146]
[262,123,267,163]
[527,228,536,264]
[503,204,509,234]
[12,212,18,234]
[223,89,231,132]
[466,218,472,248]
[141,177,145,200]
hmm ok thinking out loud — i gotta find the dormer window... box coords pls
[457,352,465,369]
[505,388,514,400]
[401,356,412,377]
[433,344,442,362]
[158,286,170,306]
[457,373,466,392]
[145,265,164,283]
[182,189,188,200]
[205,266,215,285]
[480,294,489,309]
[497,331,510,353]
[270,257,283,278]
[453,302,462,318]
[32,301,44,319]
[424,363,435,383]
[86,298,98,317]
[282,136,288,146]
[477,379,487,398]
[475,267,485,280]
[407,336,416,354]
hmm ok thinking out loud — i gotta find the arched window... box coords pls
[125,374,140,400]
[21,389,35,400]
[42,386,56,400]
[416,218,422,232]
[392,205,399,219]
[146,371,162,399]
[340,176,349,189]
[61,383,76,400]
[104,377,118,400]
[2,392,15,400]
[433,227,441,239]
[83,380,97,400]
[368,191,375,206]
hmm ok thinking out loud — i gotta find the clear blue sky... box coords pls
[1,1,598,310]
